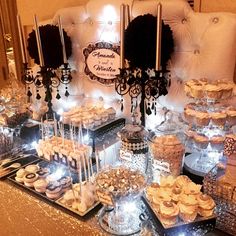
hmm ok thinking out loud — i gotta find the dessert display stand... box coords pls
[64,117,125,155]
[183,80,235,177]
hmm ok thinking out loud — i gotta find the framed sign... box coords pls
[83,42,120,85]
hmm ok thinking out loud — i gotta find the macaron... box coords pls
[25,164,39,173]
[45,181,62,199]
[15,168,27,183]
[23,173,39,187]
[59,176,72,192]
[36,168,50,179]
[34,179,48,193]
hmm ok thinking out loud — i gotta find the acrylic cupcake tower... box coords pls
[183,78,236,176]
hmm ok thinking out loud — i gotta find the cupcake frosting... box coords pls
[180,193,198,206]
[197,194,215,210]
[184,182,202,195]
[178,201,197,214]
[159,201,179,216]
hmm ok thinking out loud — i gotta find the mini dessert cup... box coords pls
[195,111,210,126]
[210,135,224,151]
[211,112,227,127]
[194,134,209,149]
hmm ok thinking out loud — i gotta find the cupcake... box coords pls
[194,111,210,126]
[211,112,227,127]
[175,175,192,189]
[184,129,196,147]
[152,187,172,211]
[218,81,234,99]
[160,175,176,188]
[190,84,204,99]
[178,202,198,222]
[194,133,209,149]
[226,107,236,126]
[184,108,196,123]
[205,84,222,100]
[184,83,191,96]
[210,135,225,151]
[183,182,202,196]
[197,193,215,217]
[146,183,160,202]
[178,194,198,222]
[171,186,183,202]
[158,201,179,226]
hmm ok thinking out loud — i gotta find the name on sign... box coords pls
[152,159,171,174]
[83,42,120,85]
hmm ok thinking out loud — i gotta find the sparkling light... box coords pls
[83,133,90,143]
[31,141,38,149]
[122,201,138,213]
[178,233,185,236]
[100,5,117,22]
[53,167,65,180]
[57,108,64,115]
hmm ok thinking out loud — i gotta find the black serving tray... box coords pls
[8,160,101,218]
[142,196,216,236]
[64,118,125,153]
[0,154,40,179]
[8,160,79,201]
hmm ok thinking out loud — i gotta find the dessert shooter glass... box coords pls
[95,166,147,235]
[148,110,185,182]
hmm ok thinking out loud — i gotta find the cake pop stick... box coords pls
[70,123,76,152]
[78,123,84,145]
[79,156,82,197]
[81,153,88,182]
[53,113,58,137]
[84,152,91,182]
[103,144,106,168]
[89,156,94,177]
[40,118,44,140]
[95,151,99,173]
[67,167,77,202]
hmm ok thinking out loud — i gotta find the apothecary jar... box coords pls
[118,124,149,174]
[148,110,185,182]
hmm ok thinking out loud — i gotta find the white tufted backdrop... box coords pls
[47,0,236,127]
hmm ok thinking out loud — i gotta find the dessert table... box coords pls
[0,179,230,236]
[0,180,107,236]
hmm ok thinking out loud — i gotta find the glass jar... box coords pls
[0,126,14,155]
[148,109,185,182]
[118,123,149,174]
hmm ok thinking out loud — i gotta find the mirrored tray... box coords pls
[0,154,39,179]
[56,197,100,217]
[143,196,216,236]
[8,159,101,218]
[7,160,69,202]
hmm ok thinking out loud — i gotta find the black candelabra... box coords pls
[115,68,170,126]
[23,63,72,120]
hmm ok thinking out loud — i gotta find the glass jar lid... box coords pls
[118,124,149,141]
[149,108,184,143]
